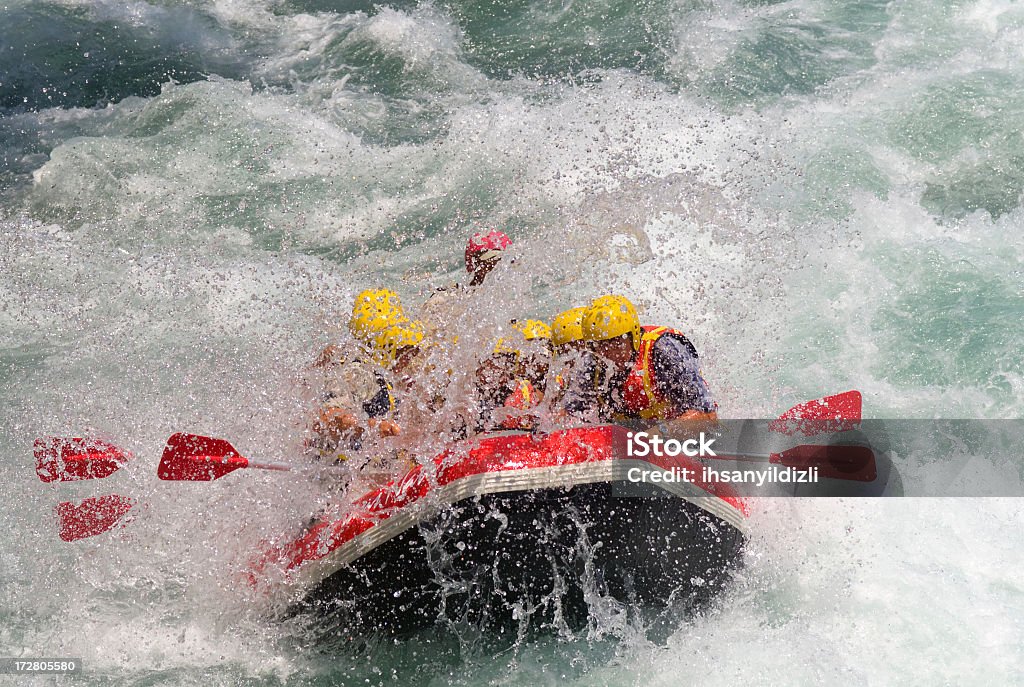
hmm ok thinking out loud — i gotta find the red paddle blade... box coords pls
[771,444,876,482]
[769,390,862,436]
[158,433,249,481]
[34,437,133,483]
[56,494,135,541]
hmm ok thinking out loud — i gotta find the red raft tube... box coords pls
[248,425,748,636]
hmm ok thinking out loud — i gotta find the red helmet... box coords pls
[464,230,512,272]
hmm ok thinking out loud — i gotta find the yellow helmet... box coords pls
[513,319,552,341]
[550,307,587,348]
[581,295,641,350]
[372,320,424,366]
[353,287,401,312]
[494,319,552,357]
[349,288,403,343]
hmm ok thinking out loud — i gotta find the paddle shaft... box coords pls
[715,452,776,461]
[247,460,297,473]
[246,459,352,476]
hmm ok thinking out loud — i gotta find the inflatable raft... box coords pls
[247,424,748,636]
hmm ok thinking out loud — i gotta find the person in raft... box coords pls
[420,229,512,327]
[309,288,423,461]
[544,305,596,416]
[473,319,552,432]
[567,294,717,425]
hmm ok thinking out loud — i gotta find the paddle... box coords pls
[769,390,862,436]
[56,494,136,542]
[34,436,133,482]
[157,432,338,481]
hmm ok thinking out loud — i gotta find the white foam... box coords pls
[3,0,1023,681]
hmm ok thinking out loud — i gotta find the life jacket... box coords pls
[617,325,700,421]
[501,379,539,430]
[504,379,537,409]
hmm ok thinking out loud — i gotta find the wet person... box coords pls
[575,294,717,425]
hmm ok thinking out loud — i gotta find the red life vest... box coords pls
[619,325,689,421]
[501,379,539,430]
[504,379,536,409]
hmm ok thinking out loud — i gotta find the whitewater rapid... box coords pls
[2,0,1022,684]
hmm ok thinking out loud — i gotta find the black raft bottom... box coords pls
[295,481,745,638]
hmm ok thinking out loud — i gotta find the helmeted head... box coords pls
[550,306,588,352]
[480,319,552,394]
[349,288,404,345]
[464,230,512,281]
[512,319,553,386]
[582,295,641,349]
[582,295,641,370]
[492,319,552,359]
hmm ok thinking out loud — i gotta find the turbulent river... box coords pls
[1,0,1022,684]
